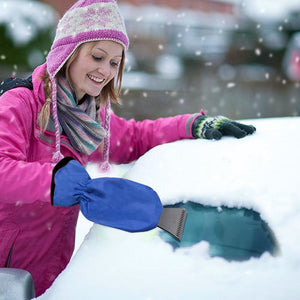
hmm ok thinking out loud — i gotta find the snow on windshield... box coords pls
[37,117,300,300]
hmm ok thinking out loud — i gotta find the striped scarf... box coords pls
[56,75,106,155]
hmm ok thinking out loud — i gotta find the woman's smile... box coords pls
[87,74,105,84]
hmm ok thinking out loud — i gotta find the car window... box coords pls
[159,201,279,261]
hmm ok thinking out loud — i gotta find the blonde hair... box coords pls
[38,42,125,132]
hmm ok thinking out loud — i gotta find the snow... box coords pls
[242,0,300,21]
[120,3,235,29]
[0,0,56,46]
[0,0,298,48]
[37,116,300,300]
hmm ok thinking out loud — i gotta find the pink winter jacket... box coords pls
[0,63,195,296]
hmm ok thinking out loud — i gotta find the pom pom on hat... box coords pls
[46,0,128,167]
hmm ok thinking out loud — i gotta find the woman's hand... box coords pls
[192,115,256,140]
[51,157,162,232]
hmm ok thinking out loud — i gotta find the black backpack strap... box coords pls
[0,75,33,97]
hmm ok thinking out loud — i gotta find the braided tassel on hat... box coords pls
[50,76,64,164]
[100,99,111,171]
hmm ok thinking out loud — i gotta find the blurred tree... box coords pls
[0,1,57,78]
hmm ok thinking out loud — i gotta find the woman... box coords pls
[0,0,255,296]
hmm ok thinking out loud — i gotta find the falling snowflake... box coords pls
[255,48,261,56]
[227,82,236,88]
[123,89,129,96]
[9,115,16,123]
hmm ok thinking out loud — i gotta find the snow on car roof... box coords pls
[125,117,298,230]
[38,117,300,300]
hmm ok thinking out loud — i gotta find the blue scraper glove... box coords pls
[51,157,163,232]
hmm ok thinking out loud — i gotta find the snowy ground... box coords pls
[37,117,300,300]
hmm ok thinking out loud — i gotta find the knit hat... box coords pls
[46,0,129,169]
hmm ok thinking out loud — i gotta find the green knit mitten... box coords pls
[192,115,256,140]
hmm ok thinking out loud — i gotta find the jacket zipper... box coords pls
[5,244,14,268]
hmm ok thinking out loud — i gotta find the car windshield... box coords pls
[159,201,279,261]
